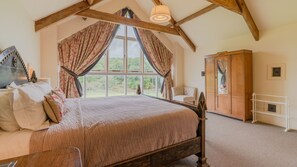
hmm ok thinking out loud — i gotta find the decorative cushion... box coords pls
[0,89,20,131]
[43,94,64,123]
[184,87,197,97]
[173,95,195,103]
[52,88,66,102]
[12,84,49,131]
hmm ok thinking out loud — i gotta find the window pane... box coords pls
[127,40,141,72]
[109,38,124,71]
[108,75,124,96]
[143,76,156,96]
[144,56,155,73]
[127,26,136,38]
[116,25,125,37]
[127,76,140,95]
[85,75,106,98]
[125,13,131,18]
[92,54,106,71]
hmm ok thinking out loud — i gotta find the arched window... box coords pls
[79,24,163,98]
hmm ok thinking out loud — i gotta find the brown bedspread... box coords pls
[30,96,198,166]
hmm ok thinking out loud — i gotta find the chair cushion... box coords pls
[184,87,196,97]
[173,95,195,103]
[172,87,184,96]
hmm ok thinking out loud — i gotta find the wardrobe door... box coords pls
[244,53,253,120]
[231,54,246,120]
[205,57,215,111]
[215,55,231,115]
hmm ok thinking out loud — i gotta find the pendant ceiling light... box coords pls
[150,5,171,24]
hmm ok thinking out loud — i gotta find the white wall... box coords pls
[172,42,184,87]
[0,0,40,75]
[184,41,221,96]
[184,22,297,130]
[40,25,59,87]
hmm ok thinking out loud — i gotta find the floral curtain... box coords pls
[127,10,174,100]
[58,10,127,98]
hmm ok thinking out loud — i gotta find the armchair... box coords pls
[172,86,197,104]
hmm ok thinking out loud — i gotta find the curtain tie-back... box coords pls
[161,70,171,94]
[61,66,79,78]
[164,70,171,78]
[61,66,83,97]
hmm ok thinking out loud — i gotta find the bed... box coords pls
[0,46,208,167]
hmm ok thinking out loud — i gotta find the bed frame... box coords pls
[0,46,29,88]
[0,46,208,167]
[111,96,209,167]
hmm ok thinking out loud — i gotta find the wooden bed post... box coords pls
[197,92,209,167]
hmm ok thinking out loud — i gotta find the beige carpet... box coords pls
[170,113,297,167]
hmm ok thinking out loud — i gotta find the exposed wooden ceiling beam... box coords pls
[152,0,196,52]
[207,0,259,41]
[77,9,179,35]
[86,0,94,5]
[166,24,173,27]
[207,0,241,14]
[35,1,89,31]
[35,0,104,31]
[236,0,259,40]
[175,4,218,26]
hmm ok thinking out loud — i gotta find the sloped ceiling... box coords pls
[21,0,81,20]
[21,0,297,51]
[135,0,249,49]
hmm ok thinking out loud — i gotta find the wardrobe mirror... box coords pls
[217,59,228,95]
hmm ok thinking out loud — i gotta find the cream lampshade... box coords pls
[150,5,171,24]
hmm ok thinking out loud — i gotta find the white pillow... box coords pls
[0,89,20,131]
[8,81,52,95]
[34,81,52,95]
[7,82,18,88]
[13,84,49,131]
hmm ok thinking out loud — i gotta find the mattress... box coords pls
[0,129,32,160]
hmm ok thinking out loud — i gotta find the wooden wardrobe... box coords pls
[205,50,253,121]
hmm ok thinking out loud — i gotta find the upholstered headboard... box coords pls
[0,46,29,88]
